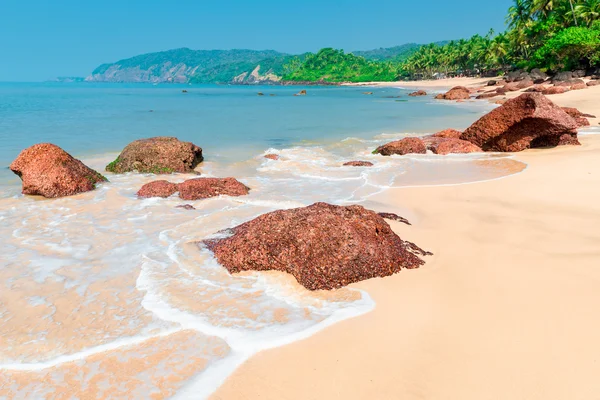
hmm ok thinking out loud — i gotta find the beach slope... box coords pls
[212,135,600,400]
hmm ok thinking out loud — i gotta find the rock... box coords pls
[524,85,546,93]
[10,143,107,198]
[427,138,482,155]
[495,99,508,105]
[531,134,581,147]
[505,70,529,82]
[533,78,547,84]
[516,79,534,89]
[529,69,548,81]
[343,161,374,167]
[570,83,587,90]
[487,80,498,86]
[573,69,586,78]
[408,90,427,96]
[460,93,579,152]
[552,71,573,82]
[476,92,500,99]
[137,180,178,198]
[587,80,600,87]
[257,92,264,96]
[294,90,307,96]
[106,137,203,174]
[541,86,570,95]
[562,107,594,127]
[503,82,521,92]
[377,212,411,225]
[178,178,250,200]
[555,79,585,87]
[182,90,188,93]
[203,202,430,291]
[437,86,471,100]
[362,92,374,95]
[264,154,280,160]
[432,129,462,139]
[176,204,196,210]
[434,94,445,100]
[374,137,426,156]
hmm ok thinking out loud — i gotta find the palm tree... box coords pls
[507,0,533,28]
[575,0,600,26]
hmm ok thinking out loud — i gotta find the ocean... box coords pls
[0,82,525,398]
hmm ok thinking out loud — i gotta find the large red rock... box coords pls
[178,178,249,200]
[374,137,426,156]
[427,138,482,155]
[137,180,179,198]
[460,93,579,152]
[437,86,471,100]
[203,202,430,291]
[106,137,203,174]
[432,129,463,139]
[10,143,107,198]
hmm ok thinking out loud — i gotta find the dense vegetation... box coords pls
[283,0,600,82]
[282,48,399,82]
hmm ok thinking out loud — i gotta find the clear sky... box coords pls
[0,0,513,81]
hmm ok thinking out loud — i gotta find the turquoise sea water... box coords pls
[0,82,525,398]
[0,82,490,190]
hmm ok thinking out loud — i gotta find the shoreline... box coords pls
[211,99,600,398]
[345,77,600,126]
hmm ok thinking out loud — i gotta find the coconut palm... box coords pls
[575,0,600,26]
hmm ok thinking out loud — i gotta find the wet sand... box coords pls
[212,135,600,399]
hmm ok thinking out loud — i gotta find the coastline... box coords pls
[211,116,600,397]
[345,77,600,126]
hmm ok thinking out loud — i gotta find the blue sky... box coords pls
[0,0,512,81]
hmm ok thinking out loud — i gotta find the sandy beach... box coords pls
[212,89,600,398]
[348,77,600,126]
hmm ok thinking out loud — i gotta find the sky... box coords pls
[0,0,513,81]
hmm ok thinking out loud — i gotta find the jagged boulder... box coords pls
[203,202,430,291]
[374,137,426,156]
[106,137,203,174]
[10,143,107,198]
[460,93,579,152]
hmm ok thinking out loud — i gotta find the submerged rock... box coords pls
[343,161,374,167]
[294,90,307,96]
[178,178,250,200]
[374,137,426,156]
[408,90,427,97]
[264,154,280,160]
[436,86,471,100]
[137,180,179,198]
[460,93,579,152]
[10,143,107,198]
[106,137,203,174]
[204,202,430,291]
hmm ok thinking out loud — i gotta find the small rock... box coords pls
[374,137,426,156]
[432,129,462,139]
[137,180,179,198]
[176,204,196,210]
[343,161,374,167]
[541,86,570,95]
[178,178,250,200]
[264,154,280,160]
[408,90,427,96]
[294,90,307,96]
[437,86,471,100]
[362,92,374,95]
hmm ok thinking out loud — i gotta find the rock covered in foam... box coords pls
[178,178,250,200]
[374,137,426,156]
[10,143,107,198]
[460,93,579,152]
[106,137,203,174]
[204,202,430,291]
[343,161,374,167]
[137,180,179,198]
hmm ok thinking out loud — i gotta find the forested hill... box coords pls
[86,48,293,84]
[85,43,430,84]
